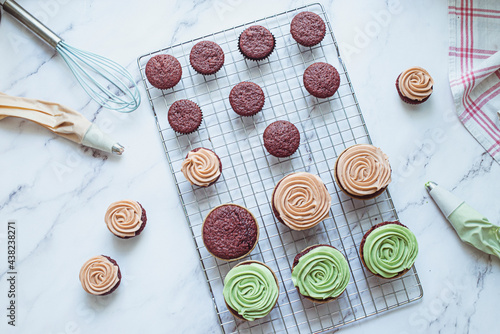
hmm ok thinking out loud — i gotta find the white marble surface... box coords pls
[0,0,499,333]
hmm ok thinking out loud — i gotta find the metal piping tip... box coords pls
[111,143,124,155]
[425,181,437,192]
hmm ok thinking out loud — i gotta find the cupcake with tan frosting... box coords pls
[396,67,434,104]
[271,172,332,231]
[79,255,121,295]
[105,200,147,239]
[334,144,392,200]
[181,148,222,187]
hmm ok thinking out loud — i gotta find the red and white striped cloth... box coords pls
[449,0,500,164]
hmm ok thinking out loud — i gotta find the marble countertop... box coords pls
[1,0,499,333]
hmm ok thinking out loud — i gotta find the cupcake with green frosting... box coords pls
[223,260,279,321]
[291,245,350,303]
[360,221,418,279]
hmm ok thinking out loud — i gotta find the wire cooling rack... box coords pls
[137,3,423,333]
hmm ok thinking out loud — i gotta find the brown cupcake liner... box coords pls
[225,260,280,321]
[169,100,203,135]
[237,30,276,61]
[359,221,412,279]
[201,204,260,262]
[292,244,348,304]
[395,73,432,105]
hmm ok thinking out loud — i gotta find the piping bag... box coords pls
[426,181,500,258]
[0,92,124,155]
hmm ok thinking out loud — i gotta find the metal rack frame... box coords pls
[137,3,423,333]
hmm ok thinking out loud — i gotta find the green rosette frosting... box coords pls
[223,263,279,321]
[363,223,418,278]
[291,246,350,300]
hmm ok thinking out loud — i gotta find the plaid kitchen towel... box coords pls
[449,0,500,164]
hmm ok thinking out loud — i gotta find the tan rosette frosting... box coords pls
[79,256,119,295]
[181,148,221,187]
[273,172,331,230]
[398,67,434,101]
[105,200,143,238]
[336,144,391,198]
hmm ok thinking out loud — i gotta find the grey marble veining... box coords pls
[0,0,499,333]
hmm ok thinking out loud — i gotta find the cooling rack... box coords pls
[137,3,423,333]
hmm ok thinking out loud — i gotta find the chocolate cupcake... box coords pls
[105,200,147,239]
[202,204,259,261]
[189,41,225,75]
[229,82,265,116]
[263,120,300,158]
[181,147,222,187]
[272,172,331,231]
[334,144,392,200]
[360,221,418,279]
[396,67,434,104]
[238,25,276,61]
[168,99,203,134]
[303,62,340,98]
[290,11,326,47]
[292,245,350,303]
[79,255,121,296]
[145,54,182,90]
[223,260,279,321]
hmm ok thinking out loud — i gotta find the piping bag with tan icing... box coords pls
[426,181,500,258]
[0,92,124,155]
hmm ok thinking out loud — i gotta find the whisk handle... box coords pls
[2,0,62,48]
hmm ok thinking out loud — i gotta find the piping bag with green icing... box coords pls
[0,92,124,155]
[426,181,500,258]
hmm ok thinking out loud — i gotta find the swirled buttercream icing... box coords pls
[79,256,120,295]
[362,223,418,278]
[398,67,434,101]
[273,172,331,230]
[223,262,279,321]
[105,200,143,238]
[292,246,350,300]
[181,148,221,187]
[336,144,391,198]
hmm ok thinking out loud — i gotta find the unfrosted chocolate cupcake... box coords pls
[145,54,182,89]
[290,11,326,47]
[229,82,265,116]
[168,99,203,134]
[181,147,222,187]
[190,41,225,75]
[238,25,276,61]
[263,120,300,157]
[202,204,259,261]
[303,62,340,98]
[79,255,121,296]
